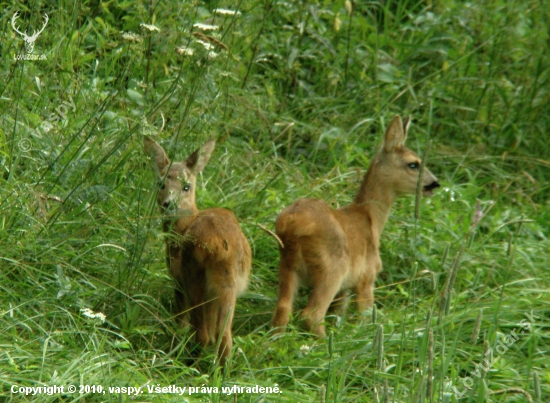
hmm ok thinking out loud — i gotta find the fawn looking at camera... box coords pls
[272,116,440,336]
[144,137,251,365]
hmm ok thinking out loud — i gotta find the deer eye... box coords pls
[183,184,191,192]
[408,162,419,169]
[157,181,166,190]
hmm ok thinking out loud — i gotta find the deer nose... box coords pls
[162,201,172,209]
[424,181,440,191]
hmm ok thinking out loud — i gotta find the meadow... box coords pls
[1,0,549,402]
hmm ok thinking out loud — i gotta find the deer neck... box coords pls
[352,159,397,237]
[163,207,199,235]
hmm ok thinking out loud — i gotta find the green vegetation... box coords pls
[1,0,548,401]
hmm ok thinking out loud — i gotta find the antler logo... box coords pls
[11,12,49,54]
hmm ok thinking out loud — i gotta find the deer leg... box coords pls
[355,258,380,311]
[355,280,375,311]
[272,257,299,332]
[328,289,350,316]
[185,266,209,351]
[169,245,189,326]
[202,262,238,365]
[302,271,343,337]
[174,287,190,327]
[189,302,209,352]
[216,298,236,366]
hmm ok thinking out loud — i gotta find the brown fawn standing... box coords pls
[144,137,251,364]
[272,115,440,336]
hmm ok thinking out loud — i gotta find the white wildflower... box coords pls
[300,344,311,355]
[81,308,106,324]
[140,23,160,32]
[175,46,194,56]
[207,51,218,59]
[196,39,214,51]
[122,32,143,43]
[193,23,219,31]
[213,8,241,16]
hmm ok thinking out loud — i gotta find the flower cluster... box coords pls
[80,308,106,324]
[213,8,241,16]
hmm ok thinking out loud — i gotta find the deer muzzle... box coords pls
[423,181,441,197]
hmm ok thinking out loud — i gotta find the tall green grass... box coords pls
[1,0,548,402]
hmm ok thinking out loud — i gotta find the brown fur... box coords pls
[272,116,440,336]
[145,137,251,365]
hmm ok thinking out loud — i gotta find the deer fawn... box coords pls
[144,137,251,365]
[272,115,440,336]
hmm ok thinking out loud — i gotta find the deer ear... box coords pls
[185,138,216,173]
[144,136,169,173]
[384,115,406,152]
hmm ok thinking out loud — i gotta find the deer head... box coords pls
[144,136,216,216]
[12,12,49,54]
